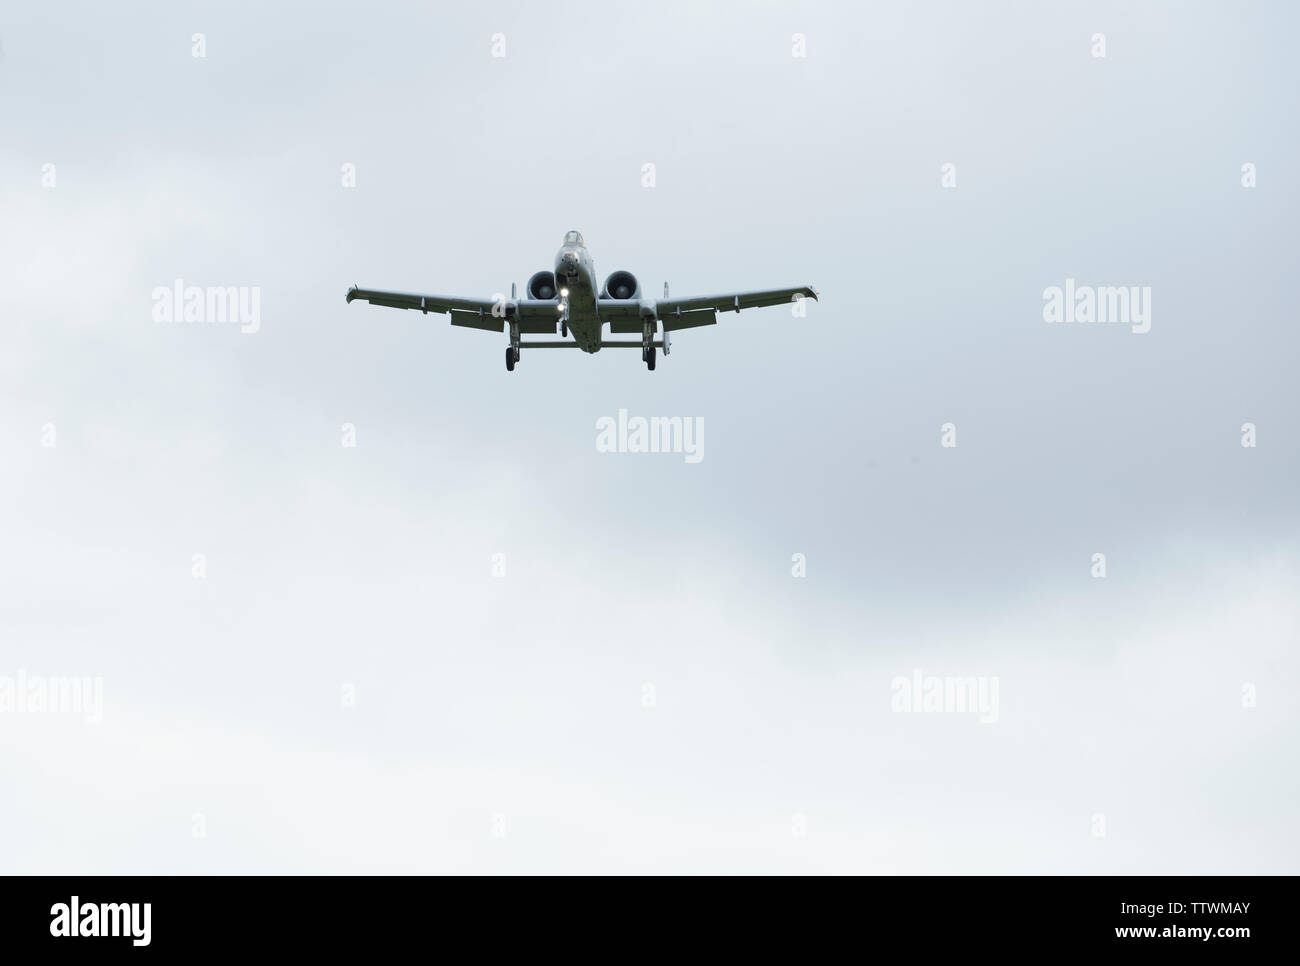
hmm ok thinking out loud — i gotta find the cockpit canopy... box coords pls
[563,230,584,247]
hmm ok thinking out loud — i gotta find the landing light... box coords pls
[560,288,569,297]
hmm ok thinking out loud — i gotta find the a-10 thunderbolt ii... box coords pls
[346,230,818,371]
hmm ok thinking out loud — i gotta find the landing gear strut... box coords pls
[506,321,521,372]
[642,321,657,371]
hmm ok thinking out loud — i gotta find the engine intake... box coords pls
[602,271,639,300]
[528,271,557,300]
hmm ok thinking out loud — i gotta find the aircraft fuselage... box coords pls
[555,238,603,352]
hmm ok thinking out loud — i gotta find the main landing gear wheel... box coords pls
[505,346,516,371]
[561,322,568,338]
[645,345,656,371]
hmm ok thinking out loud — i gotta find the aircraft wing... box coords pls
[660,286,818,315]
[346,286,561,333]
[599,285,818,332]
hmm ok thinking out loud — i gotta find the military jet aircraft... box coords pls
[346,230,818,371]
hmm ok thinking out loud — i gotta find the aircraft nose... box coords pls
[559,252,578,274]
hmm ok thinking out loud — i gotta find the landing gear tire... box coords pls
[505,346,516,371]
[561,322,568,338]
[645,346,656,371]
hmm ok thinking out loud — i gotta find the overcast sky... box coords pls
[1,1,1297,873]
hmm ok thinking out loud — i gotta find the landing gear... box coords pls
[561,322,568,338]
[507,321,521,372]
[642,321,657,371]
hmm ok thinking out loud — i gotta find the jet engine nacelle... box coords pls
[601,270,640,300]
[528,271,557,300]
